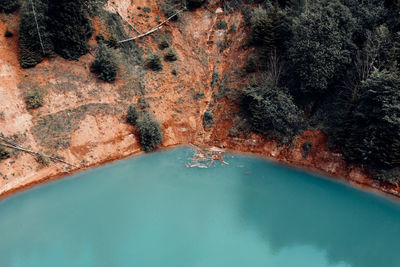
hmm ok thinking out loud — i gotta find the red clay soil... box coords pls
[0,0,399,200]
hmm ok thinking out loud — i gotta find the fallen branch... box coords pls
[0,136,76,168]
[118,10,184,44]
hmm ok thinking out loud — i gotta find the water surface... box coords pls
[1,147,400,267]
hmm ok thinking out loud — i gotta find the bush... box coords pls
[126,104,139,125]
[217,20,228,29]
[158,39,170,50]
[302,141,312,158]
[245,53,258,73]
[136,111,164,152]
[203,109,214,129]
[24,90,44,109]
[4,28,13,37]
[0,0,19,13]
[160,0,182,21]
[187,0,204,9]
[90,43,118,82]
[164,48,178,61]
[0,145,10,160]
[241,79,301,142]
[145,53,163,71]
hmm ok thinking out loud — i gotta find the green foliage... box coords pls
[158,39,170,50]
[126,104,139,125]
[302,141,312,158]
[90,43,118,82]
[142,6,151,12]
[245,53,258,73]
[241,79,302,142]
[0,0,19,13]
[24,89,44,109]
[145,53,163,71]
[18,0,94,67]
[160,0,182,21]
[249,6,285,51]
[18,0,53,68]
[287,0,355,96]
[217,20,228,30]
[211,71,219,88]
[4,28,13,37]
[136,111,163,152]
[187,0,204,9]
[203,109,214,129]
[333,69,400,169]
[0,145,10,160]
[164,48,178,61]
[47,0,93,60]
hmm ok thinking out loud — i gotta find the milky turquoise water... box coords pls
[1,147,400,267]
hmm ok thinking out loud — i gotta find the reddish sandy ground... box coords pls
[0,0,399,199]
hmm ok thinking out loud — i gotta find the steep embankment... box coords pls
[0,0,398,199]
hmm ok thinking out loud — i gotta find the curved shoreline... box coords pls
[1,143,399,202]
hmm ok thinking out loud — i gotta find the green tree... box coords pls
[18,0,53,68]
[241,79,302,142]
[336,69,400,168]
[47,0,93,60]
[287,0,355,96]
[136,111,164,152]
[249,5,285,52]
[0,0,19,13]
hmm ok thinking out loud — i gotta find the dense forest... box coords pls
[237,0,400,181]
[1,0,400,182]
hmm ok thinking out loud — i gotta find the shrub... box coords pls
[0,0,19,13]
[164,48,178,61]
[160,0,182,21]
[203,109,214,129]
[302,141,312,158]
[25,90,44,109]
[187,0,204,9]
[4,28,13,38]
[217,19,228,29]
[136,111,163,152]
[171,69,177,75]
[241,79,301,142]
[145,53,162,71]
[142,6,151,12]
[158,39,170,50]
[90,43,118,82]
[0,145,10,160]
[36,152,50,167]
[137,97,150,109]
[245,53,258,73]
[126,104,139,125]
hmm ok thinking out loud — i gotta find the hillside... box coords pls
[0,0,399,198]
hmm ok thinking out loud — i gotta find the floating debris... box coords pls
[186,145,228,168]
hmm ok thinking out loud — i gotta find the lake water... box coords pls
[1,147,400,267]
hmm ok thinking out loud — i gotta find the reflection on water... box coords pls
[0,147,399,267]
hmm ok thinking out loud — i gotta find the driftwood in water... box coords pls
[0,136,76,168]
[186,145,228,168]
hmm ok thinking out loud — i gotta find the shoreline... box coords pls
[1,143,399,202]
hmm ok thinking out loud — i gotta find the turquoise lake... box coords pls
[1,147,400,267]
